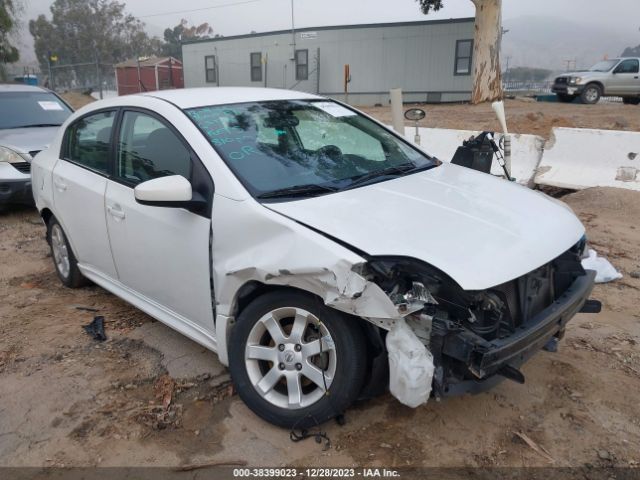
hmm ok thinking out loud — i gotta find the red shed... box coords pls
[115,56,184,96]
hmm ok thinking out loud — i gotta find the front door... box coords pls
[52,109,118,278]
[104,109,215,331]
[609,59,640,95]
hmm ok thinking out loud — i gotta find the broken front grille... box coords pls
[490,247,583,339]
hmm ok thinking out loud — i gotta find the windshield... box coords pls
[187,100,437,198]
[589,60,619,72]
[0,91,72,129]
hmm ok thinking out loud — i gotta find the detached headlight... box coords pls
[0,145,24,163]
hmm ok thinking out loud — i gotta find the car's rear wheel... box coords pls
[47,217,88,288]
[557,93,576,103]
[580,84,602,104]
[622,97,640,105]
[228,290,368,428]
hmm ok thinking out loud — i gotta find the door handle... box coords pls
[107,205,126,220]
[53,178,67,191]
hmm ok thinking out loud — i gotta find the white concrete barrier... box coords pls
[403,127,544,186]
[534,128,640,191]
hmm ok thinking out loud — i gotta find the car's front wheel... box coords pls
[228,290,368,428]
[47,217,88,288]
[580,84,602,104]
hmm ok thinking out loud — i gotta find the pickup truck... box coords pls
[552,57,640,105]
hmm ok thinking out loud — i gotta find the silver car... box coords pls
[552,57,640,105]
[0,84,73,208]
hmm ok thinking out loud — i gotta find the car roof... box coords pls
[0,83,49,93]
[139,87,323,109]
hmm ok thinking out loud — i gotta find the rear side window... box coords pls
[116,111,191,186]
[66,111,115,174]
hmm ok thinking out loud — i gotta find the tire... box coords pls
[228,290,368,428]
[557,93,575,103]
[47,216,88,288]
[580,84,602,104]
[622,97,640,105]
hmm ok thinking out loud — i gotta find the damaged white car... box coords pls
[31,88,599,428]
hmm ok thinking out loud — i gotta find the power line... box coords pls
[138,0,263,19]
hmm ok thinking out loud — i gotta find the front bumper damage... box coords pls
[438,269,596,396]
[354,240,600,404]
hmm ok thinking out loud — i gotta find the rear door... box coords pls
[52,110,118,278]
[104,109,215,331]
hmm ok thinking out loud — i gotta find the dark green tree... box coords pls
[29,0,161,88]
[0,0,20,65]
[162,19,213,60]
[621,45,640,57]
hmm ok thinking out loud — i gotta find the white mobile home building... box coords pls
[181,18,475,106]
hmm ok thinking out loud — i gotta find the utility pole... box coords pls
[94,50,103,99]
[504,55,511,83]
[47,50,55,90]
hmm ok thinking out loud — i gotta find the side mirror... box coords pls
[134,175,204,210]
[404,108,426,122]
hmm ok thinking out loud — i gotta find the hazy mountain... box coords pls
[502,15,637,73]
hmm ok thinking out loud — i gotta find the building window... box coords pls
[250,52,262,82]
[454,39,473,76]
[295,49,308,81]
[205,55,217,83]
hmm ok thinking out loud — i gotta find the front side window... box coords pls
[250,52,262,82]
[615,59,639,74]
[454,39,473,76]
[205,55,217,83]
[186,100,436,198]
[0,91,72,129]
[295,49,308,80]
[65,110,115,174]
[116,111,191,185]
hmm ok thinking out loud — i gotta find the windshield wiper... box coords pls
[257,183,338,199]
[346,163,434,189]
[6,123,63,129]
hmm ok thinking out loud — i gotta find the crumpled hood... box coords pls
[266,163,585,291]
[0,126,60,156]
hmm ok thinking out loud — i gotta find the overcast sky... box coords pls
[18,0,640,38]
[13,0,640,65]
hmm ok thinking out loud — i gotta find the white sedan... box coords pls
[32,87,597,427]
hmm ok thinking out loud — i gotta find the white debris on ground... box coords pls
[582,248,623,283]
[385,318,434,408]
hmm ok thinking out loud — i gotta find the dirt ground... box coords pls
[360,98,640,139]
[1,185,639,470]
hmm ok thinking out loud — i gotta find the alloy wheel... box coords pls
[50,224,70,279]
[244,307,337,410]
